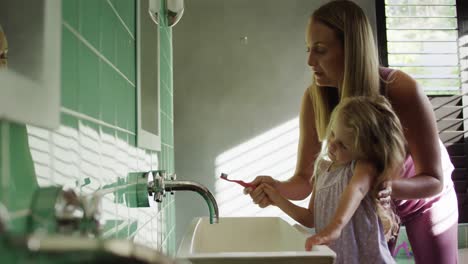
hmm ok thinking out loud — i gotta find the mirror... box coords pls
[149,0,185,28]
[0,0,61,129]
[137,0,161,151]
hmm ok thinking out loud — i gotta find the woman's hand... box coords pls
[243,176,279,208]
[305,224,342,251]
[377,181,392,209]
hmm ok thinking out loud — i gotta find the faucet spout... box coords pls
[165,180,219,224]
[147,171,219,224]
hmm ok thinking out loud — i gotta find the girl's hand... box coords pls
[377,181,392,209]
[243,176,278,208]
[260,183,286,206]
[305,224,342,251]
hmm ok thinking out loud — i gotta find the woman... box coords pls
[245,1,459,263]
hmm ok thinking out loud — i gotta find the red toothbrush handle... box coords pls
[220,174,256,189]
[237,181,255,189]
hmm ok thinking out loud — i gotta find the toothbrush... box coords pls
[220,173,256,189]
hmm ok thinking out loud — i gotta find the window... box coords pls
[377,0,460,95]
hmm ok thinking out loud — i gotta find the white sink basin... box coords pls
[177,217,336,264]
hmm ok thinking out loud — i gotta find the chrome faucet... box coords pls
[147,171,219,224]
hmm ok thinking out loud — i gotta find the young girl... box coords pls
[260,96,406,264]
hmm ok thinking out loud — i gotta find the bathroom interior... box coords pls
[0,0,467,263]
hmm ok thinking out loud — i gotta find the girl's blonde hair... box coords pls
[316,96,407,241]
[308,0,381,140]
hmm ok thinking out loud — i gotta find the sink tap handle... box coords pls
[150,170,166,203]
[169,174,176,195]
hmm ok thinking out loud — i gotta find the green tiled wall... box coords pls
[0,0,176,258]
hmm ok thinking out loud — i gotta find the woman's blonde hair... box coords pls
[316,96,407,241]
[308,0,381,140]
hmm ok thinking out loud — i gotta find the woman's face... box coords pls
[306,19,344,88]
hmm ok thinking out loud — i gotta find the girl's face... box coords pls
[327,117,358,165]
[306,19,344,88]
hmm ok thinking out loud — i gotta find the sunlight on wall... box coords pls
[26,121,165,246]
[214,117,310,224]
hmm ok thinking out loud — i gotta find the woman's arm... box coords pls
[387,70,444,199]
[305,160,376,248]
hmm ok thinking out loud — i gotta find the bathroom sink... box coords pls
[177,217,336,264]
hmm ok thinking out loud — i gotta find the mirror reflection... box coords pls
[0,24,8,69]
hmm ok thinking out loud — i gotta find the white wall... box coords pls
[172,0,377,246]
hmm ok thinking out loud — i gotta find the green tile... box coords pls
[62,0,80,29]
[165,116,170,146]
[8,122,38,212]
[61,112,79,130]
[169,148,174,172]
[160,116,166,145]
[100,0,117,64]
[128,220,138,238]
[159,86,166,116]
[115,26,126,78]
[127,84,136,133]
[9,216,28,235]
[113,0,136,37]
[99,62,117,125]
[115,76,128,130]
[116,26,136,83]
[166,117,171,146]
[169,119,174,147]
[0,122,4,204]
[78,42,100,119]
[102,219,123,239]
[128,134,136,147]
[128,39,136,84]
[61,27,79,111]
[161,86,170,116]
[79,0,101,49]
[117,131,127,142]
[80,119,99,134]
[161,148,166,169]
[115,223,128,240]
[101,125,115,138]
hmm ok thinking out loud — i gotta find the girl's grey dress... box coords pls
[314,162,395,264]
